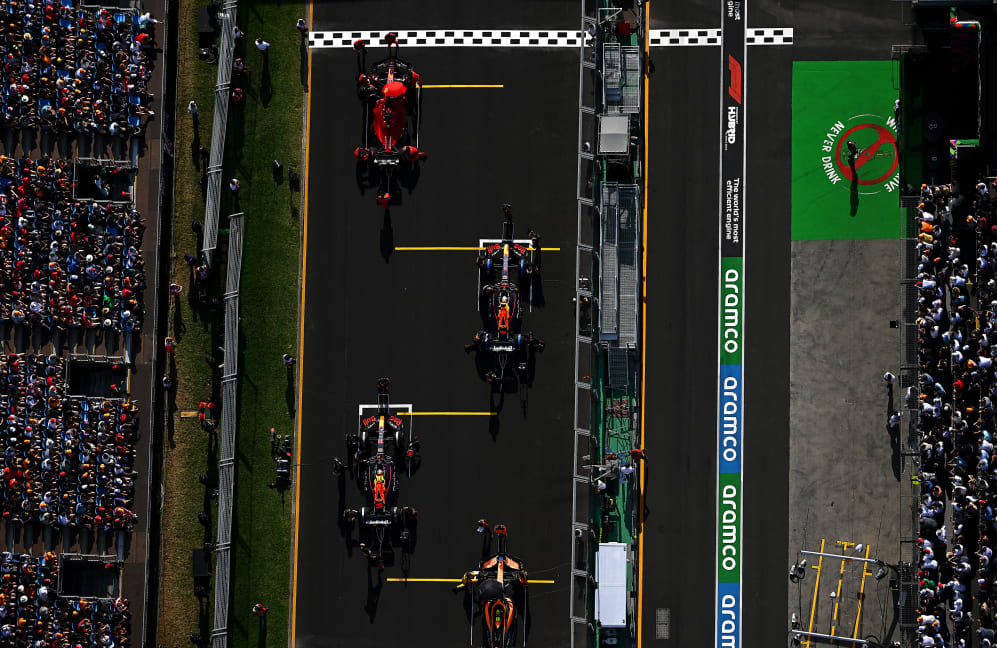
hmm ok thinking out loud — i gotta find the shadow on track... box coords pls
[364,565,384,623]
[380,209,394,262]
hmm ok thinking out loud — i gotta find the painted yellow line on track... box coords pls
[805,538,825,648]
[386,578,555,584]
[854,544,872,642]
[422,84,504,88]
[397,411,497,416]
[636,5,650,647]
[393,246,561,251]
[831,540,855,640]
[290,1,314,644]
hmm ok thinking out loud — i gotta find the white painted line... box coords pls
[358,403,414,437]
[650,29,722,47]
[745,27,793,44]
[310,29,582,49]
[309,27,794,49]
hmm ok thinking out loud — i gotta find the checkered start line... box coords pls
[308,27,794,49]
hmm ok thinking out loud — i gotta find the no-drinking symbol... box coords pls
[834,123,898,186]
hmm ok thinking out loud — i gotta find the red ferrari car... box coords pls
[353,33,426,208]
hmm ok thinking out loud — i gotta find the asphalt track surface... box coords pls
[641,26,794,648]
[641,43,721,646]
[312,0,578,32]
[294,18,579,648]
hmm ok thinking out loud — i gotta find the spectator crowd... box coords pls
[0,1,156,136]
[0,353,137,531]
[914,180,997,646]
[0,155,145,333]
[0,551,130,647]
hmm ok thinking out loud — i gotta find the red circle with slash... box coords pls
[834,123,899,186]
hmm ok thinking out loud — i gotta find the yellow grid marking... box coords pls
[831,540,855,641]
[854,544,872,643]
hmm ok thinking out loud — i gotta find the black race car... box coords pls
[465,205,544,383]
[344,378,419,566]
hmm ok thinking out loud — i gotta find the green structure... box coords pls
[574,4,644,648]
[791,61,903,241]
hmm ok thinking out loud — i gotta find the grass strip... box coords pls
[158,0,304,645]
[218,4,305,648]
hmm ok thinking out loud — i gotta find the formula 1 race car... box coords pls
[465,205,544,383]
[353,33,426,209]
[456,523,529,647]
[344,378,419,566]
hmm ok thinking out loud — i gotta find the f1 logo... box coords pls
[728,55,742,104]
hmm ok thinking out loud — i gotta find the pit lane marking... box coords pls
[308,27,793,49]
[385,577,555,584]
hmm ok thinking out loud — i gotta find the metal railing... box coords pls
[202,1,238,266]
[898,207,919,648]
[211,212,243,648]
[569,1,598,644]
[570,3,645,646]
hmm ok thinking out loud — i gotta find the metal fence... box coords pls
[202,1,239,266]
[897,210,919,648]
[569,2,598,644]
[211,212,243,648]
[570,2,644,646]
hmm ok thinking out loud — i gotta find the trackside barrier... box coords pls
[571,2,644,647]
[202,1,238,266]
[898,209,919,648]
[211,212,243,648]
[570,1,597,645]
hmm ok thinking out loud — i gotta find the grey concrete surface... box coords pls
[788,238,903,643]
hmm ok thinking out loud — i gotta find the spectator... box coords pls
[188,100,199,126]
[0,355,139,530]
[255,38,270,53]
[229,178,241,194]
[296,18,307,37]
[282,353,296,368]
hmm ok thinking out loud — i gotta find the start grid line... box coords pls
[308,27,793,49]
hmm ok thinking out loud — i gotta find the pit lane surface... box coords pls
[641,2,916,646]
[641,16,794,648]
[293,4,578,646]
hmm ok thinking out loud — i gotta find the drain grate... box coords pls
[655,608,671,639]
